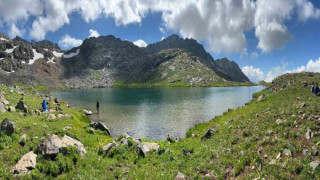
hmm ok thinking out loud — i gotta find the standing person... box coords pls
[96,100,100,114]
[42,98,48,113]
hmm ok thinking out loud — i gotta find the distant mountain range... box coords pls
[0,32,250,88]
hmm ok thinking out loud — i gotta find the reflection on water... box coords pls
[50,86,264,140]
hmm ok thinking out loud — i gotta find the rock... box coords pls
[310,161,320,171]
[55,107,63,111]
[15,99,27,112]
[301,102,307,108]
[63,125,71,131]
[0,103,5,113]
[276,152,281,160]
[47,114,56,120]
[0,118,15,135]
[57,114,64,118]
[306,128,313,140]
[89,127,95,134]
[103,141,116,154]
[13,151,37,175]
[84,109,92,115]
[312,146,319,156]
[269,159,276,165]
[201,126,218,140]
[19,134,27,146]
[303,149,311,156]
[90,122,110,134]
[0,93,9,105]
[165,148,170,153]
[167,135,175,143]
[175,171,187,180]
[283,149,292,157]
[38,135,67,157]
[7,106,16,112]
[138,142,160,157]
[276,119,284,125]
[120,138,128,146]
[258,94,266,102]
[61,135,87,156]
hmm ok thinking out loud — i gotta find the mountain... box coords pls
[0,32,250,88]
[144,34,250,83]
[215,58,250,82]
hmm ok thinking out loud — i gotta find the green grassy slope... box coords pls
[1,72,320,179]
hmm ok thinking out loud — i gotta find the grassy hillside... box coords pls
[1,72,320,179]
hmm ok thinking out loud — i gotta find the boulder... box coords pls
[47,114,56,120]
[175,172,187,180]
[90,122,110,134]
[15,99,27,112]
[0,118,15,135]
[19,134,27,146]
[57,114,64,118]
[84,109,92,115]
[167,135,175,143]
[303,149,311,156]
[258,94,266,102]
[282,149,292,157]
[306,128,313,140]
[0,103,5,113]
[312,146,319,156]
[61,135,87,156]
[38,134,66,157]
[201,126,218,140]
[310,161,320,171]
[138,142,160,157]
[276,119,284,125]
[63,125,72,131]
[13,151,37,175]
[89,127,95,134]
[103,141,116,154]
[0,93,9,105]
[7,106,16,112]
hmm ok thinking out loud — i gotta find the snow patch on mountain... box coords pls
[0,38,8,41]
[63,49,80,58]
[5,46,18,53]
[53,51,63,58]
[29,49,44,65]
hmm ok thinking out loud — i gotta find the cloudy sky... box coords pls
[0,0,320,82]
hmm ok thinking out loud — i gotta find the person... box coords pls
[311,82,315,93]
[96,100,100,114]
[42,98,48,113]
[314,83,319,95]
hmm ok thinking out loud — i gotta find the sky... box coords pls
[0,0,320,83]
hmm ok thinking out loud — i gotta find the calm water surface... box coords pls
[50,86,264,140]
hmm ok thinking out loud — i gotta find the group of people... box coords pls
[41,96,61,113]
[311,82,320,96]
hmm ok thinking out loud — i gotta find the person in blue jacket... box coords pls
[42,98,48,113]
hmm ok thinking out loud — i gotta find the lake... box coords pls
[50,86,264,140]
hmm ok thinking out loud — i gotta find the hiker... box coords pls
[96,101,99,114]
[315,83,320,95]
[311,82,315,93]
[42,98,48,113]
[54,98,60,106]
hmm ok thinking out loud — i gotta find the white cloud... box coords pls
[242,65,264,83]
[89,29,100,38]
[161,37,165,41]
[289,57,320,73]
[58,34,83,49]
[8,23,25,38]
[0,0,319,54]
[133,39,147,47]
[159,27,165,34]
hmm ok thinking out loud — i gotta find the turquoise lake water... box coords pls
[50,86,264,140]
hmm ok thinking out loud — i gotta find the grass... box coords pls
[1,72,320,179]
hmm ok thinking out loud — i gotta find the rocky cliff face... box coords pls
[215,58,250,83]
[144,34,250,83]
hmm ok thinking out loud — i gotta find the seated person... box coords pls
[314,83,319,95]
[54,98,61,106]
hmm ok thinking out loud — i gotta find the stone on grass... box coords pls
[120,138,128,146]
[283,149,292,157]
[19,134,27,146]
[303,149,311,156]
[15,99,27,112]
[167,135,175,143]
[312,146,319,156]
[201,126,218,140]
[90,122,110,134]
[47,114,56,120]
[138,142,160,157]
[62,135,87,156]
[175,172,187,180]
[8,106,16,112]
[63,125,72,131]
[103,141,116,154]
[306,128,313,140]
[0,94,9,105]
[0,103,5,113]
[38,134,67,157]
[276,119,284,125]
[13,151,37,175]
[57,114,64,119]
[310,161,320,171]
[0,118,15,135]
[258,94,266,102]
[89,127,95,134]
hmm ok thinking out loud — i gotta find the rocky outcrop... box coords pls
[62,135,87,156]
[13,151,37,175]
[0,118,15,135]
[215,58,250,82]
[90,122,110,134]
[38,135,67,157]
[137,142,160,157]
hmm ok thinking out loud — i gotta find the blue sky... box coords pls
[0,0,320,82]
